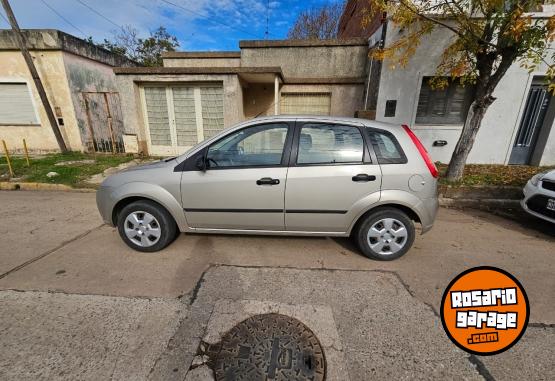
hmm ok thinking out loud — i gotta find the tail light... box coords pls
[402,124,438,178]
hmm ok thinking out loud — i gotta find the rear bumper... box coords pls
[419,196,439,234]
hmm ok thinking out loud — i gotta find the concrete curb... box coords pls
[438,184,522,200]
[0,182,96,193]
[439,197,520,209]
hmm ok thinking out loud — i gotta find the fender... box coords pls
[109,182,188,231]
[346,189,428,235]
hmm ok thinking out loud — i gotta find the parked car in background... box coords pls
[96,116,439,261]
[522,169,555,224]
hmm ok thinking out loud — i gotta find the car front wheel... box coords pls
[355,207,415,261]
[117,200,178,252]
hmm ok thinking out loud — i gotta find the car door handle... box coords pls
[352,174,376,182]
[256,177,280,185]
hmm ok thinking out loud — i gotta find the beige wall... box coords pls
[241,45,367,79]
[115,73,244,154]
[243,83,275,118]
[163,57,241,68]
[0,50,82,153]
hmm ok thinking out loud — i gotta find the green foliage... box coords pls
[90,26,179,66]
[0,152,134,188]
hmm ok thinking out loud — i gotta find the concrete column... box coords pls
[274,74,279,115]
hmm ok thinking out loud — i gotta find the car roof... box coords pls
[253,114,402,131]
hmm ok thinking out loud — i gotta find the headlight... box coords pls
[530,171,548,186]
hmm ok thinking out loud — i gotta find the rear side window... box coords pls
[297,124,364,165]
[368,130,407,164]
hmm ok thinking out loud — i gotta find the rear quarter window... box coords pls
[367,130,407,164]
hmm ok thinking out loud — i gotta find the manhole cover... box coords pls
[211,313,326,380]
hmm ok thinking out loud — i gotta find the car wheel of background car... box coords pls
[355,207,415,261]
[117,200,178,252]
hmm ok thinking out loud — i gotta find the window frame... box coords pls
[0,81,41,126]
[181,122,294,171]
[415,76,475,125]
[290,122,373,167]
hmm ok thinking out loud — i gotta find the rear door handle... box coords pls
[352,174,376,182]
[256,177,280,185]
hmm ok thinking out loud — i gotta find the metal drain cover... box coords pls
[212,313,326,380]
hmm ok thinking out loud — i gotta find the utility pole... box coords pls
[1,0,67,152]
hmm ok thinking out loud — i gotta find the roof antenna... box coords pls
[265,0,269,39]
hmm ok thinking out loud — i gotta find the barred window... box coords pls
[416,77,474,125]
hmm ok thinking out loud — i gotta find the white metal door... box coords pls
[142,85,224,156]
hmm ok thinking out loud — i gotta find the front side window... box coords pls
[297,124,364,165]
[416,77,474,125]
[206,123,288,168]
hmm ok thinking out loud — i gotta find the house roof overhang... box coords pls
[113,66,284,83]
[161,51,241,58]
[239,38,368,48]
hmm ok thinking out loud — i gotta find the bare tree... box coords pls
[90,25,179,66]
[288,2,345,39]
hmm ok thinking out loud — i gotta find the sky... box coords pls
[0,0,332,51]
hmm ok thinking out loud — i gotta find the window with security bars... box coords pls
[201,87,224,139]
[280,93,331,115]
[0,83,38,124]
[416,77,474,125]
[144,87,171,145]
[172,87,197,146]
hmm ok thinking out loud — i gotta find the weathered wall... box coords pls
[374,22,555,165]
[115,73,244,154]
[0,29,136,67]
[62,51,121,150]
[0,50,82,152]
[163,57,241,68]
[241,43,368,80]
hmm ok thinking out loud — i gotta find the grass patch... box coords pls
[438,163,554,187]
[0,151,135,188]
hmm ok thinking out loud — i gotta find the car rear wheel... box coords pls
[355,207,415,261]
[117,200,178,252]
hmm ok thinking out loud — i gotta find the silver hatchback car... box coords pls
[97,116,439,260]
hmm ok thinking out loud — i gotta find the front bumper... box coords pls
[521,180,555,224]
[96,185,116,226]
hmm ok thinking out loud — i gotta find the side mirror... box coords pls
[195,156,206,171]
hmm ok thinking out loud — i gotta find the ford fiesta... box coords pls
[96,116,439,261]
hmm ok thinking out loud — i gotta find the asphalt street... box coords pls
[0,190,553,380]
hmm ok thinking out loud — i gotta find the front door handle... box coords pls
[352,174,376,182]
[256,177,280,185]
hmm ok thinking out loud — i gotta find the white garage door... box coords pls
[142,85,224,156]
[280,92,331,115]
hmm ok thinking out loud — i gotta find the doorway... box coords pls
[509,78,554,165]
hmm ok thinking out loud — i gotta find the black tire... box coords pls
[117,200,178,252]
[355,207,415,261]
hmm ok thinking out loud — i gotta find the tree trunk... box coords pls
[445,95,494,181]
